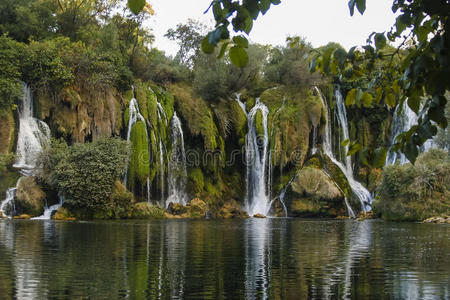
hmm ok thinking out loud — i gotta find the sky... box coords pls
[147,0,397,57]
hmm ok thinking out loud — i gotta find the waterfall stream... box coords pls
[166,112,187,207]
[386,101,419,165]
[245,98,271,216]
[0,84,50,218]
[315,87,371,215]
[124,98,151,202]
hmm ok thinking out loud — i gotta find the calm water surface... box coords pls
[0,218,448,299]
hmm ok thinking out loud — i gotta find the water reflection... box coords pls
[0,219,448,299]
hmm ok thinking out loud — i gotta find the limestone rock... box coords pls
[253,213,266,218]
[218,200,249,219]
[423,216,450,224]
[288,167,346,218]
[14,177,46,217]
[13,214,31,219]
[52,207,77,221]
[187,198,207,218]
[167,202,187,215]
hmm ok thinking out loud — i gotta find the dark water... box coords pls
[0,219,448,299]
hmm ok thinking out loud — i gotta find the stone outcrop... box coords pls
[14,177,46,217]
[288,167,346,217]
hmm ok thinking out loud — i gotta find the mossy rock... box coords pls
[14,177,46,217]
[217,200,249,219]
[13,214,31,219]
[186,198,207,218]
[167,202,187,215]
[131,202,166,219]
[187,168,204,196]
[287,167,346,217]
[127,120,150,190]
[52,207,76,221]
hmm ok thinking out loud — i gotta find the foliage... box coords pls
[38,138,130,213]
[374,149,450,221]
[0,35,25,112]
[165,19,209,68]
[264,40,323,87]
[193,44,267,101]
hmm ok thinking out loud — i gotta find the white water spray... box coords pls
[166,112,187,207]
[245,99,271,216]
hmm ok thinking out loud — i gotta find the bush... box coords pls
[38,138,130,214]
[374,149,450,221]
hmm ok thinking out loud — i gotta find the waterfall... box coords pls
[166,112,187,207]
[316,87,371,214]
[13,84,50,175]
[156,99,168,205]
[1,84,50,218]
[386,101,419,165]
[32,195,64,220]
[245,98,271,216]
[0,187,17,218]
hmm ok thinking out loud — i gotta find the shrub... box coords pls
[38,138,130,214]
[374,149,450,221]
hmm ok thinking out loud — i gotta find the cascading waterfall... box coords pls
[13,84,51,175]
[124,97,151,202]
[166,112,187,207]
[156,99,168,205]
[0,84,50,218]
[245,98,271,216]
[32,195,64,220]
[315,87,371,215]
[386,101,419,165]
[0,187,17,218]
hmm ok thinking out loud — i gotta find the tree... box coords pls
[190,0,449,165]
[165,19,209,68]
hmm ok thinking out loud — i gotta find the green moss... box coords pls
[254,110,264,137]
[128,120,150,190]
[230,100,247,138]
[246,97,256,111]
[147,88,158,128]
[131,202,166,219]
[124,107,130,127]
[0,154,19,200]
[135,82,149,120]
[188,168,205,195]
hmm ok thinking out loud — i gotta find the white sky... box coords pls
[147,0,396,57]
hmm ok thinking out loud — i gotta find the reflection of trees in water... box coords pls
[0,220,449,299]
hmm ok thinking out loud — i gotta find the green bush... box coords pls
[38,138,130,214]
[374,149,450,221]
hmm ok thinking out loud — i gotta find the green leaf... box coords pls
[345,88,357,106]
[341,139,350,147]
[347,143,361,156]
[128,0,145,15]
[259,0,271,14]
[217,42,230,59]
[407,96,420,113]
[333,48,347,68]
[232,36,248,48]
[213,3,223,21]
[385,89,395,107]
[403,141,418,164]
[348,0,356,16]
[375,87,383,103]
[374,33,386,50]
[229,46,248,68]
[201,36,215,54]
[356,0,366,14]
[270,0,281,4]
[362,92,373,108]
